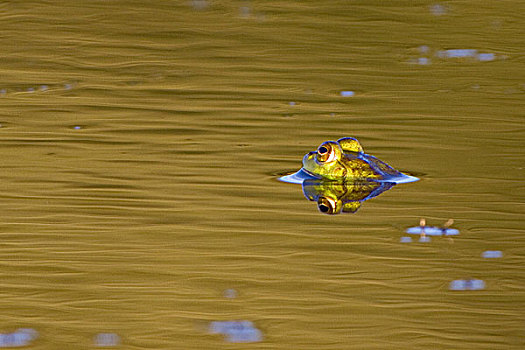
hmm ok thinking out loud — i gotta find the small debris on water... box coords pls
[239,5,251,18]
[94,333,120,347]
[449,279,485,291]
[436,49,498,62]
[340,91,355,97]
[482,250,503,258]
[429,3,447,16]
[0,328,38,347]
[223,288,238,299]
[477,53,496,61]
[417,57,430,65]
[406,218,459,236]
[438,49,478,58]
[288,101,296,106]
[190,0,209,11]
[73,126,82,130]
[408,46,500,64]
[0,83,76,96]
[209,321,263,343]
[419,45,430,54]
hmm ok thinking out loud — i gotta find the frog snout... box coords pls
[303,152,316,165]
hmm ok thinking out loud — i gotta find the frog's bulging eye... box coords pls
[319,203,330,213]
[318,197,337,215]
[316,143,336,163]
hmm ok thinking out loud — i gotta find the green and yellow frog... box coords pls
[280,137,418,213]
[280,137,418,184]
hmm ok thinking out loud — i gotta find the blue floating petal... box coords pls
[477,53,495,61]
[443,228,459,236]
[444,49,478,58]
[223,288,237,299]
[482,250,503,258]
[226,327,263,343]
[419,45,430,54]
[94,333,120,347]
[209,321,262,343]
[406,226,459,236]
[449,279,485,291]
[429,4,447,16]
[340,91,355,97]
[0,328,38,347]
[405,227,423,234]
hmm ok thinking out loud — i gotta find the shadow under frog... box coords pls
[280,137,418,214]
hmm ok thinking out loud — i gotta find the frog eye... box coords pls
[317,197,338,214]
[316,143,337,163]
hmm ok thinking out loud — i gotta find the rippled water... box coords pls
[0,1,524,349]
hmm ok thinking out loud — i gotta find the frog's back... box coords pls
[360,153,404,179]
[341,152,404,182]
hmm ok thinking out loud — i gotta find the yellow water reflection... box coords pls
[302,180,395,214]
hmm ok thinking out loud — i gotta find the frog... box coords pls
[280,137,418,184]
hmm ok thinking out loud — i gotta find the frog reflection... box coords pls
[302,179,394,214]
[280,137,418,214]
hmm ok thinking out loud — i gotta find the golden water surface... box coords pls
[0,1,523,349]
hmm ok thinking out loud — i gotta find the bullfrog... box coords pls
[280,137,418,184]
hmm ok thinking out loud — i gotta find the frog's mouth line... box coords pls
[299,168,324,179]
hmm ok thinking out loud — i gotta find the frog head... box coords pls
[302,137,368,180]
[302,140,348,180]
